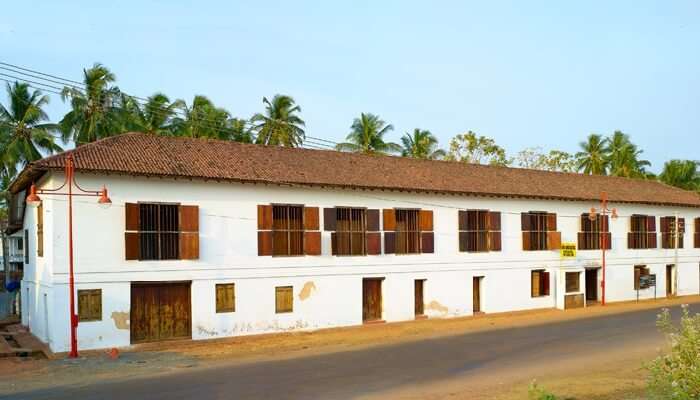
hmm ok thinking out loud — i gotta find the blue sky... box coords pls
[1,1,698,172]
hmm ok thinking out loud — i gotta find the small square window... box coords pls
[275,286,293,313]
[216,283,235,313]
[77,289,102,322]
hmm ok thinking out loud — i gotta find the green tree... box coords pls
[646,306,700,399]
[444,131,509,166]
[0,82,62,177]
[172,95,231,139]
[515,148,575,172]
[252,95,305,146]
[336,113,400,155]
[229,118,254,143]
[576,133,609,175]
[59,63,124,145]
[122,93,185,135]
[605,131,651,178]
[659,160,700,191]
[400,129,445,159]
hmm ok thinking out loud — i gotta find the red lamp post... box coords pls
[588,192,618,306]
[26,154,111,358]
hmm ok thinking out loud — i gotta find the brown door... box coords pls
[585,269,598,301]
[473,277,481,313]
[414,280,424,316]
[362,278,382,322]
[131,282,192,344]
[666,265,675,297]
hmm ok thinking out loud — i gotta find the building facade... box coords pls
[10,133,700,352]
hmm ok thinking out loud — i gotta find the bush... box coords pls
[645,305,700,399]
[528,381,559,400]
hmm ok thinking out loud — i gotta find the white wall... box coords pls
[22,171,700,352]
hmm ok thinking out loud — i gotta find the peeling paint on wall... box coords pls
[110,312,130,330]
[425,300,448,315]
[197,326,217,336]
[298,281,317,301]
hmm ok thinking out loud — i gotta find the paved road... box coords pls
[13,303,694,400]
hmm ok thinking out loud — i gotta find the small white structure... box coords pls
[8,133,700,353]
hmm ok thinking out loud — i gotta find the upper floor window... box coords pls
[578,213,611,250]
[257,204,320,256]
[660,216,684,249]
[458,210,502,252]
[628,215,656,249]
[383,209,434,255]
[125,202,199,261]
[324,207,381,256]
[521,212,560,251]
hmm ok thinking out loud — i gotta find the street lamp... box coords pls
[588,192,618,306]
[26,154,111,358]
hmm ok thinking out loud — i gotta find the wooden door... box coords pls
[666,265,674,297]
[585,269,598,301]
[473,277,481,313]
[362,278,382,322]
[414,280,424,316]
[131,282,192,344]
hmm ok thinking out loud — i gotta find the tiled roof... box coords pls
[11,132,700,207]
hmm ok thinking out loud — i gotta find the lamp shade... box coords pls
[98,187,112,209]
[26,184,41,207]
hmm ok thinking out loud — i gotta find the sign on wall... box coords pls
[639,274,656,289]
[560,243,577,259]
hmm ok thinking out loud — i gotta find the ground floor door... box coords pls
[585,269,598,302]
[362,278,382,322]
[131,282,192,344]
[473,277,482,313]
[666,265,676,297]
[414,279,424,317]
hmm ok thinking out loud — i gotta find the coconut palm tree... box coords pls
[59,63,123,145]
[337,113,400,155]
[400,129,445,159]
[252,95,305,147]
[172,95,231,139]
[575,133,609,175]
[605,131,651,178]
[659,160,700,191]
[0,82,62,176]
[122,93,184,136]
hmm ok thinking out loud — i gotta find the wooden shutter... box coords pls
[216,284,235,313]
[125,203,140,260]
[258,231,273,256]
[366,209,380,231]
[488,212,501,251]
[36,202,43,257]
[489,231,502,251]
[275,286,293,313]
[546,213,557,231]
[647,216,656,232]
[547,231,562,250]
[421,232,434,253]
[304,231,321,255]
[542,272,550,296]
[521,213,532,231]
[647,232,657,248]
[383,209,396,231]
[179,205,199,260]
[488,212,501,231]
[634,267,641,290]
[419,210,433,232]
[695,218,700,248]
[458,210,468,231]
[257,205,273,230]
[602,232,612,250]
[660,217,670,233]
[304,207,319,231]
[531,271,540,297]
[522,231,531,251]
[384,232,396,254]
[366,232,381,255]
[78,289,101,322]
[323,208,336,231]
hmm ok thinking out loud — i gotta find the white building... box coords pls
[8,133,700,353]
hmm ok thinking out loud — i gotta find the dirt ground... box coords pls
[2,296,694,399]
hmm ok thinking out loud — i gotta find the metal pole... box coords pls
[67,156,78,358]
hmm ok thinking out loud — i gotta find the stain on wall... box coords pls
[298,281,317,301]
[425,300,448,315]
[111,311,130,330]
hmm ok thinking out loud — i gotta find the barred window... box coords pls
[660,216,684,249]
[272,205,304,256]
[395,209,420,254]
[578,213,611,250]
[522,212,551,251]
[628,215,656,249]
[139,203,180,260]
[335,207,367,256]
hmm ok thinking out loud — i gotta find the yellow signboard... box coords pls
[560,243,577,258]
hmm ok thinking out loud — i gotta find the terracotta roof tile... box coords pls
[13,132,700,207]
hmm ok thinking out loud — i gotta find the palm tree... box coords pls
[59,63,123,145]
[400,129,445,159]
[229,118,254,143]
[122,93,184,135]
[605,131,651,178]
[337,113,400,155]
[0,82,62,177]
[172,95,231,139]
[252,95,305,146]
[659,160,700,191]
[575,134,609,175]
